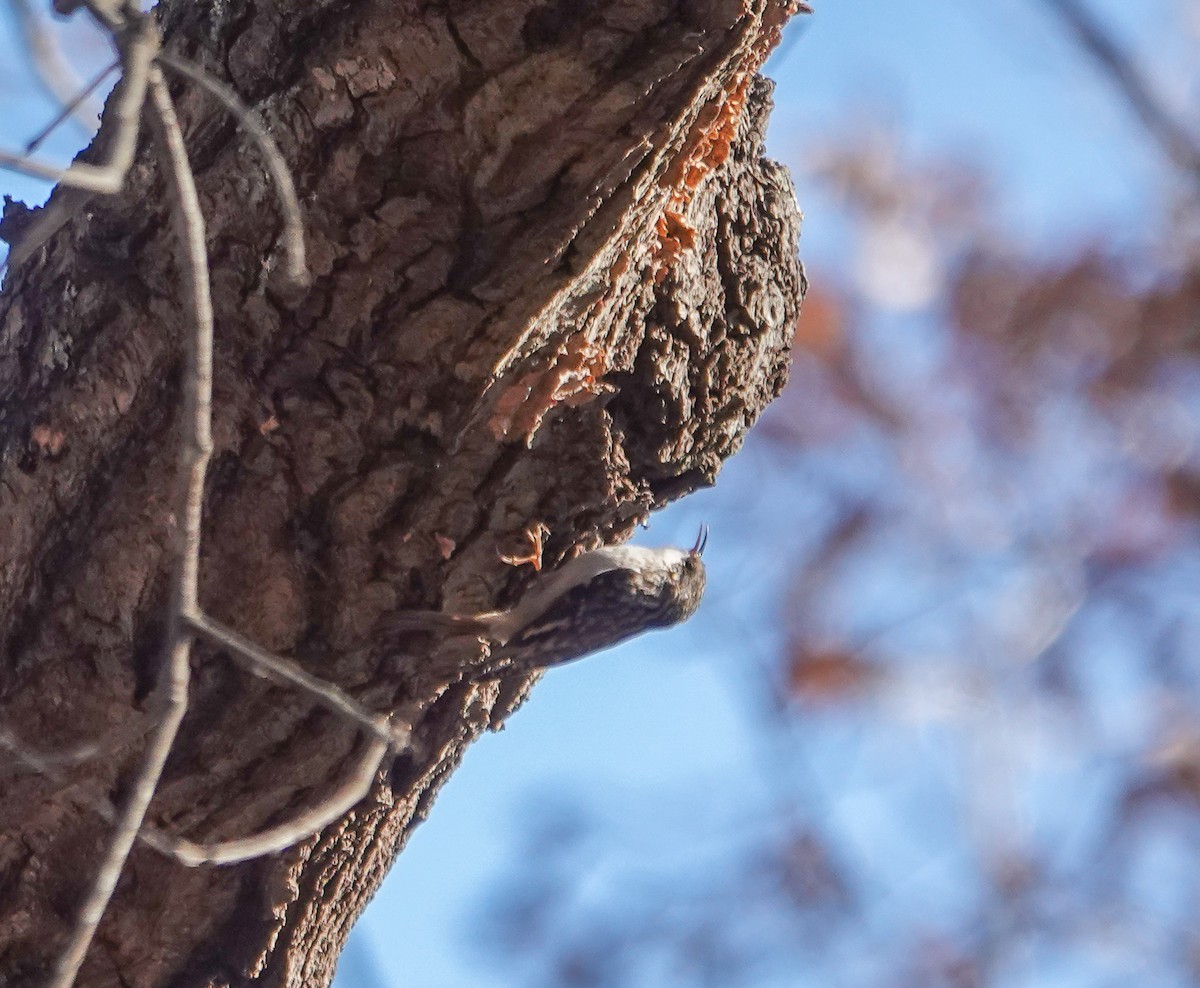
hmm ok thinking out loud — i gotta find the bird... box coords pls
[385,525,709,678]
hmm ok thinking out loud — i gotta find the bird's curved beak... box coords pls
[691,523,709,557]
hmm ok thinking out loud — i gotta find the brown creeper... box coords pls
[389,526,708,678]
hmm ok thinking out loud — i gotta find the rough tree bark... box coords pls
[0,1,804,985]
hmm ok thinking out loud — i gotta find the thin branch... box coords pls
[2,716,392,869]
[26,59,119,154]
[4,9,158,269]
[47,64,210,988]
[0,145,126,191]
[156,51,309,286]
[5,0,363,970]
[0,730,103,772]
[0,716,155,774]
[77,0,123,33]
[1039,0,1200,188]
[187,612,411,749]
[1,0,368,975]
[0,8,154,193]
[4,0,105,133]
[140,737,390,867]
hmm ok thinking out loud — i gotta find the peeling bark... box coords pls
[0,1,804,985]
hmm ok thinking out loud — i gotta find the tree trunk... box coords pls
[0,1,805,985]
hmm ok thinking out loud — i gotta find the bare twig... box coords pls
[3,8,158,269]
[1039,0,1200,187]
[156,51,309,286]
[141,737,390,866]
[0,730,106,772]
[0,715,156,774]
[47,64,210,988]
[4,0,105,133]
[0,145,125,190]
[5,28,310,282]
[3,0,370,976]
[187,612,410,748]
[0,9,154,193]
[1,717,389,869]
[77,0,123,33]
[25,58,119,154]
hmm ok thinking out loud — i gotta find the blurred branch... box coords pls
[1040,0,1200,188]
[47,59,202,988]
[143,736,389,867]
[24,58,117,154]
[4,0,104,133]
[1,6,157,270]
[187,612,408,747]
[156,51,309,285]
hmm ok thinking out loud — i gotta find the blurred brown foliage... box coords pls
[476,6,1200,986]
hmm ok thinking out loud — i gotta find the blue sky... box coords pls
[333,4,1186,985]
[0,1,1188,985]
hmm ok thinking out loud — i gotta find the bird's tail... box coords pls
[380,609,497,639]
